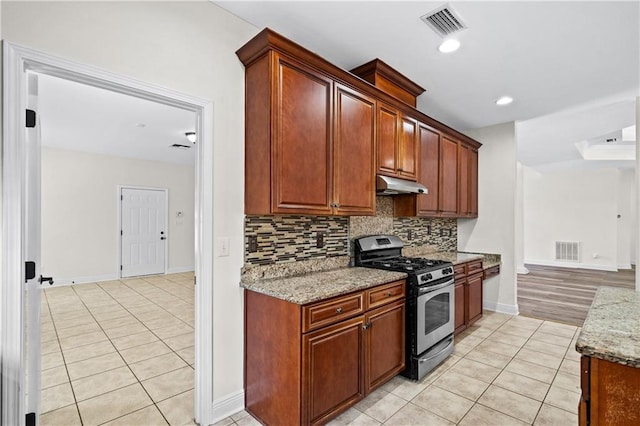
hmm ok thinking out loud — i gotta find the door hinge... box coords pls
[26,109,36,128]
[194,276,197,286]
[120,265,123,271]
[26,412,36,426]
[120,230,123,236]
[25,261,36,282]
[121,195,123,200]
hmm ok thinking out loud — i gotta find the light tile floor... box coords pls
[39,272,195,426]
[220,312,581,426]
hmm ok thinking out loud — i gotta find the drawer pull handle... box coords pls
[386,292,393,297]
[336,307,343,314]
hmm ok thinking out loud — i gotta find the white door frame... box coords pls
[118,185,170,278]
[1,41,215,425]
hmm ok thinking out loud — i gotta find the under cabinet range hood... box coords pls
[376,175,428,195]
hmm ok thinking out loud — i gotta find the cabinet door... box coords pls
[302,316,365,425]
[458,143,470,216]
[416,124,440,215]
[377,103,399,177]
[398,116,418,180]
[469,149,478,217]
[274,53,333,215]
[333,84,376,215]
[454,282,466,334]
[467,273,483,325]
[364,300,405,394]
[439,136,458,215]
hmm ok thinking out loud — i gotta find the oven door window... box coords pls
[424,293,450,335]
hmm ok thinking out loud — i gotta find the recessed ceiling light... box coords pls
[438,39,460,53]
[135,123,146,128]
[495,96,513,106]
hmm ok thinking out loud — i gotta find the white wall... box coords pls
[458,122,518,314]
[617,169,635,269]
[2,0,258,418]
[522,166,622,270]
[515,162,528,274]
[41,147,194,282]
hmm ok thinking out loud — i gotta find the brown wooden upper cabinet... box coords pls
[458,142,479,218]
[392,124,480,219]
[237,28,481,218]
[241,50,375,216]
[377,103,418,181]
[439,135,459,216]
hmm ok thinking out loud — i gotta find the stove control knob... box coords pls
[425,273,433,281]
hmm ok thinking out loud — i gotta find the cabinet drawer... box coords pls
[303,292,365,333]
[366,281,405,310]
[467,260,484,275]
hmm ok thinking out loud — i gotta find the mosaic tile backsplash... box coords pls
[244,215,348,265]
[244,198,459,265]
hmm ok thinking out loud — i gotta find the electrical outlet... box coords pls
[407,230,413,240]
[316,232,325,248]
[248,235,258,253]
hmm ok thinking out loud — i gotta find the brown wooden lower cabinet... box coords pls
[245,280,406,425]
[579,355,640,425]
[453,259,484,335]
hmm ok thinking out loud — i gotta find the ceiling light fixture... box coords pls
[438,39,460,53]
[185,132,196,144]
[495,96,513,106]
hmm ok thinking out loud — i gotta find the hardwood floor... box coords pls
[518,264,636,326]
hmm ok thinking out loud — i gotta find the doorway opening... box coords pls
[1,42,214,425]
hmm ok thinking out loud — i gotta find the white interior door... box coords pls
[121,188,167,278]
[25,72,42,422]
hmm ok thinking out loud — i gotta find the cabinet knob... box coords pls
[336,307,343,314]
[362,322,372,330]
[386,292,393,297]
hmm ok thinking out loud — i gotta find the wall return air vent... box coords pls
[555,241,580,262]
[420,4,467,37]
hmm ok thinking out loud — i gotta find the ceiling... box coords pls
[216,0,639,169]
[38,73,196,165]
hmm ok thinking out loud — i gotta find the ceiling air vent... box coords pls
[170,143,191,149]
[420,4,467,38]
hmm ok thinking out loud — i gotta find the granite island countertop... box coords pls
[576,286,640,367]
[241,267,408,305]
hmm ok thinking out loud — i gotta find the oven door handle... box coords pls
[418,279,454,294]
[419,337,454,363]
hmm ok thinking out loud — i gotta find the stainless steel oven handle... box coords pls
[418,279,454,294]
[418,337,454,363]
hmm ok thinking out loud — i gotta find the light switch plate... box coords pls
[217,237,230,257]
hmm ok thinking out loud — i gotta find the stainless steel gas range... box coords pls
[354,235,455,381]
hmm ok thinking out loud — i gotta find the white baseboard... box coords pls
[524,259,618,272]
[46,273,119,287]
[517,266,530,275]
[167,266,195,274]
[617,263,632,270]
[210,390,244,424]
[483,301,519,315]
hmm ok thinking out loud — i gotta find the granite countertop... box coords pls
[402,248,501,269]
[241,267,408,305]
[576,286,640,367]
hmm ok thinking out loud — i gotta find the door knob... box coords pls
[160,237,166,240]
[39,276,54,286]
